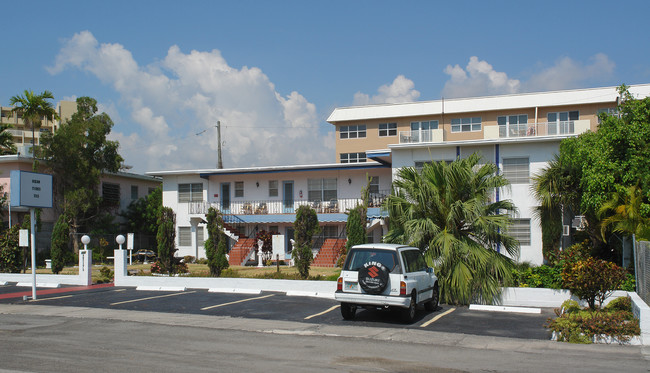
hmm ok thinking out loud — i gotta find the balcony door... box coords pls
[283,181,294,213]
[221,183,231,213]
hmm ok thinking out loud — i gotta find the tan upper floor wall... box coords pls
[334,101,613,159]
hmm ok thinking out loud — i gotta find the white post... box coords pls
[80,235,92,286]
[29,208,37,300]
[257,239,264,267]
[114,249,127,285]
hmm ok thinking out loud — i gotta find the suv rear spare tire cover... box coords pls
[358,261,390,294]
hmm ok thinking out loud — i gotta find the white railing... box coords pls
[498,121,576,138]
[399,129,443,144]
[188,193,389,216]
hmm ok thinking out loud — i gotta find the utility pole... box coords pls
[216,121,223,169]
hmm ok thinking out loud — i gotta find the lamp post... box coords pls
[116,235,125,250]
[81,235,90,250]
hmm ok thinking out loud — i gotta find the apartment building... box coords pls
[148,162,391,265]
[0,101,76,155]
[327,84,650,264]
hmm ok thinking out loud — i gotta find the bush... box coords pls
[183,255,195,264]
[513,264,563,289]
[604,296,633,313]
[562,258,628,309]
[150,261,162,274]
[98,266,113,283]
[620,273,636,291]
[547,307,640,344]
[0,226,21,273]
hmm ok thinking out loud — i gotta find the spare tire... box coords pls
[358,261,390,294]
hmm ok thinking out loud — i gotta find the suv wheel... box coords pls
[401,294,417,323]
[424,282,439,311]
[341,302,356,320]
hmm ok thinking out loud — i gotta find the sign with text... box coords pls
[10,171,53,208]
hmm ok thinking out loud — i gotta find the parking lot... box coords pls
[0,282,554,340]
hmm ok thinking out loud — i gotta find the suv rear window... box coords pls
[344,249,401,274]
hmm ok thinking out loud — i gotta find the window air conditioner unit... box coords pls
[563,225,570,236]
[571,216,586,231]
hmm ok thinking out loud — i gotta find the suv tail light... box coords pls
[337,277,343,291]
[400,281,406,295]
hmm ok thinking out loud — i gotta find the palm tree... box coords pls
[0,123,17,155]
[9,90,59,156]
[598,185,650,241]
[385,153,519,305]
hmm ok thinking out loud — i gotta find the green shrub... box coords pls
[98,266,113,283]
[562,257,627,309]
[604,296,633,313]
[560,299,581,314]
[0,226,22,273]
[183,255,195,264]
[620,273,636,291]
[512,264,563,289]
[547,307,640,344]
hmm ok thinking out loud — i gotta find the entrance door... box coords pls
[221,183,231,213]
[283,181,294,213]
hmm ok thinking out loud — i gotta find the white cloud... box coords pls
[48,31,332,172]
[442,56,520,98]
[353,75,420,105]
[441,54,615,98]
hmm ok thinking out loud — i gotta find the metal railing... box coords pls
[188,191,390,216]
[498,121,576,138]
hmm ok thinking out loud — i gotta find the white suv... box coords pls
[335,243,439,323]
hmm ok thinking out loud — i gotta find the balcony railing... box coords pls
[188,191,389,216]
[498,121,576,138]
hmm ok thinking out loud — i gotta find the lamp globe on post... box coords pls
[81,235,90,250]
[116,235,125,250]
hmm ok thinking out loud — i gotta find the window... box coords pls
[410,120,439,141]
[401,250,427,273]
[339,125,366,139]
[131,185,139,200]
[178,183,203,202]
[497,115,528,137]
[198,228,205,247]
[379,122,397,137]
[235,181,244,197]
[340,152,366,163]
[269,180,278,197]
[510,219,531,246]
[322,225,338,238]
[451,117,481,132]
[102,182,120,206]
[308,178,337,202]
[179,227,191,246]
[269,225,279,234]
[597,108,618,123]
[547,111,578,134]
[502,157,529,184]
[368,176,379,195]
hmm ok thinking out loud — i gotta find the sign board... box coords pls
[10,171,53,208]
[19,229,29,247]
[127,233,134,250]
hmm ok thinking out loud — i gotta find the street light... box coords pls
[81,235,90,250]
[116,234,125,249]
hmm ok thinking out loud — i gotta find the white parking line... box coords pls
[200,294,275,311]
[110,290,196,306]
[30,295,74,302]
[304,305,340,320]
[420,307,456,328]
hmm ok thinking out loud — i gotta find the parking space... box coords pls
[0,283,554,340]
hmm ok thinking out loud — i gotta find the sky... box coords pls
[2,1,649,174]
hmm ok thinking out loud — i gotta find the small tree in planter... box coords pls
[293,205,319,279]
[156,207,177,274]
[562,257,627,309]
[50,214,69,274]
[204,207,229,276]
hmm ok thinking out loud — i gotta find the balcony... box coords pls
[188,191,390,216]
[399,120,590,144]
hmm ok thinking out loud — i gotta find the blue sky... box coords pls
[2,1,649,173]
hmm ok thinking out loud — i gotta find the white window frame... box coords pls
[308,178,337,202]
[502,157,529,184]
[178,227,192,247]
[340,152,366,163]
[268,180,279,197]
[547,110,578,134]
[497,114,528,137]
[234,181,244,198]
[339,125,366,139]
[378,122,397,137]
[178,183,203,203]
[451,117,481,133]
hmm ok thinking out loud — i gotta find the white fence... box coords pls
[0,250,93,287]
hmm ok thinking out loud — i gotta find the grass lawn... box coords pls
[34,262,341,282]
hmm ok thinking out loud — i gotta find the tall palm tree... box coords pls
[9,90,59,156]
[0,123,17,155]
[598,185,650,241]
[385,153,519,305]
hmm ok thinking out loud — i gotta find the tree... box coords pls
[293,205,319,279]
[536,85,650,260]
[598,185,650,241]
[204,207,229,276]
[385,153,519,305]
[0,225,21,273]
[9,90,58,153]
[121,186,162,247]
[156,207,177,274]
[344,205,366,259]
[0,124,17,155]
[562,257,627,309]
[50,214,69,274]
[38,97,123,249]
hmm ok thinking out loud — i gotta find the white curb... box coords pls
[469,304,541,314]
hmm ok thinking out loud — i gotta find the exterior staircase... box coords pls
[312,238,347,267]
[227,238,257,266]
